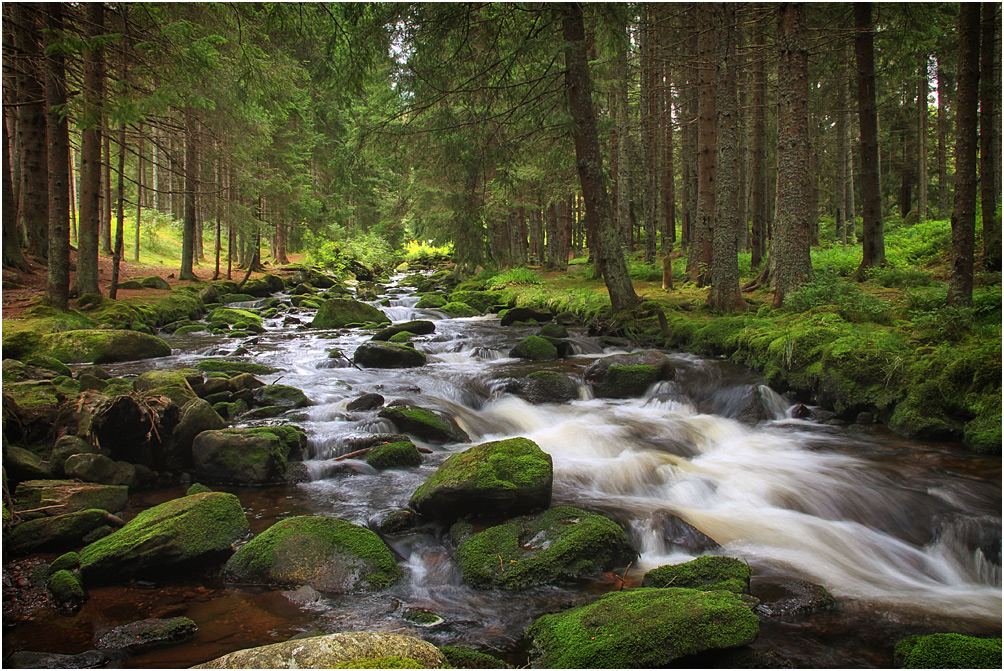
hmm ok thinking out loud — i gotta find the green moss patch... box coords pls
[509,336,558,361]
[36,329,172,364]
[441,301,480,318]
[311,299,390,328]
[378,405,469,444]
[439,646,509,669]
[641,555,751,593]
[365,441,423,469]
[894,633,1001,669]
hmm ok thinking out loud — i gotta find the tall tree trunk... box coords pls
[936,53,949,219]
[641,5,658,263]
[947,4,981,307]
[72,2,103,296]
[134,121,143,262]
[750,5,767,269]
[736,10,749,252]
[918,56,929,221]
[854,3,885,277]
[44,2,70,309]
[708,3,744,312]
[101,132,112,255]
[179,113,197,280]
[772,2,813,308]
[693,4,716,286]
[662,62,676,250]
[109,122,126,299]
[559,2,637,312]
[979,2,1001,272]
[151,126,161,213]
[69,142,77,244]
[614,36,632,251]
[15,4,49,259]
[847,132,857,243]
[2,117,30,270]
[836,42,849,245]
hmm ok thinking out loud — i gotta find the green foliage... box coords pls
[810,245,861,276]
[402,240,453,262]
[895,633,1001,669]
[486,268,541,289]
[784,272,892,324]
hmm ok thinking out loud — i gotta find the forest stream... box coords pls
[5,274,1001,668]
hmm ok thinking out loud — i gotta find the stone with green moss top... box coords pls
[373,320,436,341]
[251,384,314,408]
[224,516,401,592]
[527,587,759,668]
[195,359,278,375]
[51,551,80,572]
[78,491,249,583]
[388,331,415,343]
[95,616,198,652]
[894,633,1001,669]
[408,437,551,521]
[333,656,426,669]
[448,290,498,313]
[14,480,128,515]
[35,329,172,364]
[22,354,73,377]
[208,307,262,328]
[441,301,480,318]
[47,569,84,605]
[4,444,52,483]
[378,405,469,444]
[192,427,305,484]
[598,364,660,398]
[538,323,568,339]
[439,646,510,669]
[173,324,209,336]
[311,298,390,329]
[354,341,428,368]
[194,631,446,669]
[415,293,447,309]
[8,509,113,555]
[509,335,558,361]
[187,483,213,495]
[455,506,635,589]
[642,555,751,593]
[223,293,257,303]
[365,441,423,469]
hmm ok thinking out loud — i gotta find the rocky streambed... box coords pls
[3,266,1001,668]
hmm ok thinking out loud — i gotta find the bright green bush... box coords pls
[486,267,541,289]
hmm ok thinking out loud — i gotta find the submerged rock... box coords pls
[94,617,198,652]
[5,650,110,669]
[354,342,427,369]
[78,491,249,583]
[527,587,759,668]
[193,632,446,669]
[224,516,401,592]
[378,405,469,444]
[408,437,552,521]
[642,556,752,593]
[753,579,837,618]
[454,506,635,589]
[311,299,389,329]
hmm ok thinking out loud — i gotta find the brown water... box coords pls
[4,277,1000,668]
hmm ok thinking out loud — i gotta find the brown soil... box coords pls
[2,250,303,320]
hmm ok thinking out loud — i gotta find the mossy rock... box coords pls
[527,587,759,668]
[208,306,263,328]
[642,555,751,593]
[187,483,213,495]
[213,400,247,420]
[354,342,428,369]
[894,633,1001,669]
[8,508,114,555]
[195,359,278,375]
[224,516,401,592]
[500,307,552,326]
[222,293,257,304]
[365,441,423,470]
[51,551,81,572]
[78,491,249,584]
[47,569,85,605]
[251,384,314,409]
[372,320,436,341]
[4,444,53,483]
[134,368,203,394]
[509,335,558,361]
[439,646,509,669]
[22,354,73,377]
[415,294,447,309]
[94,616,198,652]
[441,301,480,318]
[513,370,579,405]
[455,506,635,589]
[592,364,661,398]
[409,437,552,521]
[538,323,568,339]
[333,657,426,669]
[311,299,390,329]
[388,331,415,343]
[36,329,171,364]
[192,427,304,485]
[13,480,129,515]
[448,290,497,314]
[378,405,469,444]
[193,632,446,669]
[174,324,209,336]
[140,276,171,291]
[116,280,145,290]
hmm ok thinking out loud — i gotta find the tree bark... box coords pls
[44,2,70,309]
[693,4,716,286]
[771,3,813,308]
[179,113,198,281]
[947,5,981,307]
[3,114,31,271]
[854,3,885,277]
[641,5,658,263]
[659,6,676,253]
[15,4,49,259]
[559,2,637,312]
[836,41,849,245]
[708,3,745,312]
[918,56,929,221]
[134,121,143,262]
[72,2,104,296]
[101,133,112,255]
[109,122,126,299]
[936,53,950,219]
[750,5,768,269]
[979,2,1001,272]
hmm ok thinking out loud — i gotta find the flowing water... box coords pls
[6,276,1001,668]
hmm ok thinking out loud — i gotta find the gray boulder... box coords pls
[7,509,117,554]
[163,398,226,471]
[94,617,197,652]
[192,426,306,485]
[353,341,427,368]
[378,405,469,444]
[64,453,137,488]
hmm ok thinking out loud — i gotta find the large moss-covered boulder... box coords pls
[95,617,198,652]
[311,299,389,329]
[527,587,759,668]
[7,509,115,554]
[163,398,226,471]
[4,445,52,483]
[642,555,752,593]
[208,306,263,328]
[47,569,85,607]
[140,275,171,291]
[251,384,314,408]
[64,453,137,488]
[36,330,172,364]
[509,336,558,361]
[585,350,675,398]
[13,480,129,515]
[224,516,401,592]
[372,320,436,341]
[78,491,249,583]
[894,633,1001,669]
[378,405,469,444]
[441,301,480,318]
[194,632,446,669]
[415,294,447,309]
[365,441,423,470]
[354,342,428,369]
[134,368,204,396]
[192,426,306,485]
[455,506,635,589]
[409,437,552,521]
